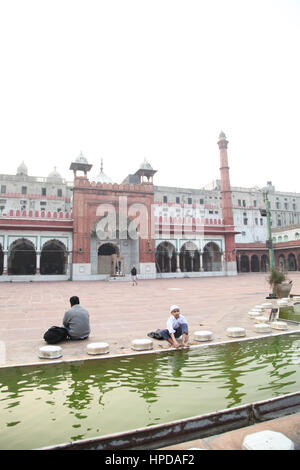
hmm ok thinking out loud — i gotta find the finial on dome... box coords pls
[91,159,113,184]
[47,167,62,181]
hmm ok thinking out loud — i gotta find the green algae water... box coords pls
[279,307,300,323]
[1,333,300,449]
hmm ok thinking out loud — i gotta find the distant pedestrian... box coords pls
[131,266,137,286]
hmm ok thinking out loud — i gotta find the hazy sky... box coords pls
[0,0,300,192]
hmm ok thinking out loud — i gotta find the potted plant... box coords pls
[267,267,293,298]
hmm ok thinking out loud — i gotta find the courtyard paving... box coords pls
[1,272,300,366]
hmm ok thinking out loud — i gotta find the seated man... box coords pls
[63,296,90,340]
[160,305,189,348]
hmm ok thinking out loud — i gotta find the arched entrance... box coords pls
[261,254,269,272]
[203,242,222,271]
[288,253,297,271]
[156,242,176,273]
[180,242,199,272]
[98,243,120,275]
[8,239,36,275]
[91,216,139,276]
[40,240,67,274]
[251,255,260,272]
[240,255,250,272]
[278,254,286,271]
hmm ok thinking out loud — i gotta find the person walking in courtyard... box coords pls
[63,296,90,340]
[131,266,137,286]
[160,305,189,348]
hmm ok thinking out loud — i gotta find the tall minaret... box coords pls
[217,131,237,273]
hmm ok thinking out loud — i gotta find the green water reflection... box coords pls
[279,306,300,323]
[1,333,300,449]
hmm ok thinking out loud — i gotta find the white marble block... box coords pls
[87,342,110,355]
[255,316,270,323]
[242,430,294,450]
[194,330,213,342]
[39,345,62,359]
[248,311,263,319]
[253,323,272,333]
[261,302,273,309]
[270,321,288,330]
[226,327,246,338]
[131,338,153,351]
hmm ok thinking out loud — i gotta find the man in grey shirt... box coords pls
[63,296,90,340]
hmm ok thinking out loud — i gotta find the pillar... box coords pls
[199,251,203,271]
[218,131,237,274]
[168,255,172,273]
[190,252,194,272]
[36,251,41,274]
[176,252,181,272]
[3,251,7,274]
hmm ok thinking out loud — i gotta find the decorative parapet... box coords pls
[155,215,224,226]
[1,192,71,202]
[0,210,71,220]
[74,177,154,193]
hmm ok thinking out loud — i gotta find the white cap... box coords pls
[170,305,180,313]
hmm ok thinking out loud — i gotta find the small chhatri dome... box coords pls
[92,159,113,184]
[16,161,28,176]
[140,157,153,170]
[75,151,88,164]
[47,166,63,182]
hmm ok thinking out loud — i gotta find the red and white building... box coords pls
[0,134,299,281]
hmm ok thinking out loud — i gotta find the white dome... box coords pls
[91,159,113,184]
[47,167,62,181]
[17,161,28,176]
[75,151,89,164]
[140,158,153,170]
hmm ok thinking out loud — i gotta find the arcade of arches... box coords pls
[237,251,300,273]
[155,241,222,273]
[0,238,68,275]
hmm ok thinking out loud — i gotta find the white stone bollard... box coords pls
[248,311,263,319]
[270,321,288,330]
[131,338,153,351]
[255,316,270,323]
[194,330,213,342]
[39,345,62,359]
[277,299,289,307]
[261,302,273,309]
[253,323,272,333]
[242,430,294,450]
[86,342,110,355]
[226,327,246,338]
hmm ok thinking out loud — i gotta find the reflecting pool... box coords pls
[1,333,300,449]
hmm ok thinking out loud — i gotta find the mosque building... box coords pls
[0,133,300,281]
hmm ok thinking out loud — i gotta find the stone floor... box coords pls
[160,412,300,450]
[1,272,300,366]
[1,272,300,450]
